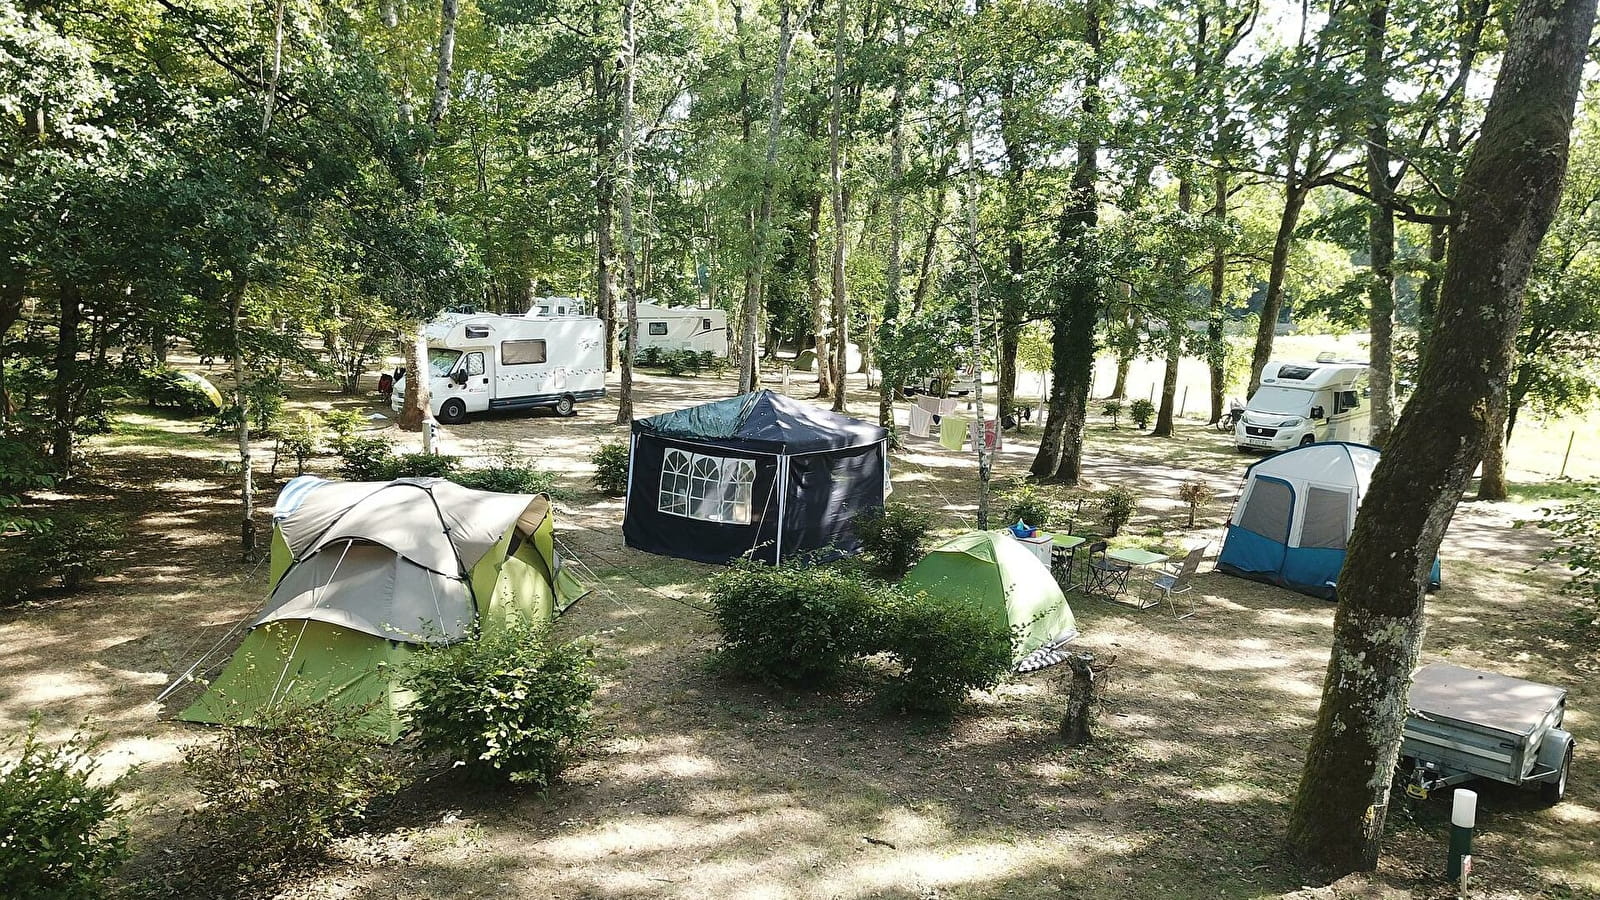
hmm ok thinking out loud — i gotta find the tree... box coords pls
[615,0,640,424]
[1286,0,1595,873]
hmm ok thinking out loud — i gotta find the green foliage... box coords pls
[139,368,217,416]
[0,718,130,900]
[1128,398,1156,430]
[180,703,401,877]
[204,378,287,437]
[874,589,1012,714]
[273,412,323,476]
[0,512,123,600]
[405,624,598,789]
[336,435,396,481]
[1534,486,1600,626]
[321,410,368,449]
[384,451,460,479]
[1000,481,1059,531]
[454,444,556,495]
[638,346,665,367]
[590,440,630,496]
[852,503,933,580]
[0,434,54,534]
[1177,479,1216,527]
[1101,400,1123,427]
[1097,486,1138,537]
[707,561,877,687]
[663,351,690,376]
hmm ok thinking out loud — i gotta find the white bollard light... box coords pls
[1448,788,1477,884]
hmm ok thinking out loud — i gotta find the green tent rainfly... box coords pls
[903,531,1079,672]
[179,476,585,741]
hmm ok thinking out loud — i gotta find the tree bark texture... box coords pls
[807,192,832,398]
[428,0,459,130]
[50,282,81,473]
[1363,0,1397,446]
[827,0,850,413]
[878,33,906,429]
[997,71,1026,421]
[1285,0,1594,872]
[1153,178,1194,437]
[229,280,256,555]
[1029,0,1100,485]
[1207,168,1229,423]
[398,329,432,432]
[1248,181,1308,394]
[594,34,617,371]
[615,0,639,424]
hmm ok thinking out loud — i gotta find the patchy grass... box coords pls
[2,358,1597,899]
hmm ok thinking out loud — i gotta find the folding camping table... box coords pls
[1101,547,1170,610]
[1049,534,1087,591]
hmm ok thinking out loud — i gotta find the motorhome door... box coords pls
[462,350,491,406]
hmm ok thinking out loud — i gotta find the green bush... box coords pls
[1129,398,1156,430]
[0,719,131,899]
[708,561,876,687]
[336,435,395,481]
[385,451,460,479]
[0,512,123,600]
[1097,486,1138,537]
[1100,399,1123,427]
[852,503,932,580]
[591,440,630,496]
[663,351,690,376]
[321,410,367,450]
[140,367,217,416]
[638,346,665,367]
[1001,482,1058,531]
[876,589,1012,714]
[405,624,598,789]
[180,702,401,877]
[454,444,556,495]
[204,378,286,437]
[273,412,322,477]
[1177,479,1216,527]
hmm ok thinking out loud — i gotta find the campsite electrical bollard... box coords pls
[1447,789,1476,884]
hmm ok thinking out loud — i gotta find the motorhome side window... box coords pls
[648,322,668,335]
[701,318,712,331]
[465,352,485,376]
[502,339,546,365]
[1336,390,1360,413]
[464,325,491,339]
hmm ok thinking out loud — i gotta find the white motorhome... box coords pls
[392,312,606,424]
[1236,359,1371,452]
[633,302,729,357]
[529,296,588,317]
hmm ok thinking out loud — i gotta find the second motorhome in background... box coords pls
[1236,358,1371,452]
[633,302,729,357]
[393,310,605,424]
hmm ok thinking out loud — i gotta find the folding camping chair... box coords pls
[1145,545,1206,619]
[1085,540,1131,599]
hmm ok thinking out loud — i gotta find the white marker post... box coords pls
[1448,788,1477,890]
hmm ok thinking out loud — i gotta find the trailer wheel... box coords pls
[438,398,467,425]
[1541,744,1573,805]
[554,394,576,417]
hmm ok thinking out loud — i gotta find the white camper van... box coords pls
[1236,359,1371,452]
[634,302,729,357]
[392,312,606,424]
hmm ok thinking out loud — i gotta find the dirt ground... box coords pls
[3,364,1597,900]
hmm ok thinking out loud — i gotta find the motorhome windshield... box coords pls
[1249,386,1312,416]
[428,348,461,378]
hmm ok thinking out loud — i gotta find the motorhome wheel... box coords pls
[1300,435,1316,446]
[555,394,576,417]
[438,398,467,424]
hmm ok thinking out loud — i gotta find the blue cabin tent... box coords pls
[1216,442,1441,600]
[622,390,889,565]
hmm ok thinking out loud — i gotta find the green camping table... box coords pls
[1103,548,1170,610]
[1049,534,1087,591]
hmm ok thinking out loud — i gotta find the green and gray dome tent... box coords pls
[902,531,1079,672]
[177,476,584,741]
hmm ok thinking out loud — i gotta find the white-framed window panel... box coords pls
[659,448,755,524]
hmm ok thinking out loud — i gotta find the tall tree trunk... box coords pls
[1030,0,1100,484]
[878,31,906,428]
[738,0,808,394]
[594,27,617,371]
[808,193,831,397]
[428,0,460,128]
[615,0,639,423]
[1207,169,1229,424]
[50,283,81,473]
[1477,401,1509,499]
[229,279,256,555]
[1285,0,1593,872]
[996,71,1026,420]
[1111,298,1135,398]
[827,0,849,412]
[1248,180,1309,394]
[1363,0,1397,446]
[0,271,22,425]
[398,329,432,436]
[910,173,950,316]
[1153,179,1194,437]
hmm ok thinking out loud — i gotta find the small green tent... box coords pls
[178,476,584,741]
[903,531,1078,672]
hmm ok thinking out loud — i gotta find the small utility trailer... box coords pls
[1400,663,1576,804]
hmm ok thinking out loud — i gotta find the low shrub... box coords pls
[1177,479,1216,527]
[591,440,630,496]
[1001,482,1058,531]
[321,410,367,450]
[273,412,322,476]
[405,624,598,789]
[1098,486,1138,537]
[1129,398,1156,430]
[454,444,557,495]
[0,512,123,600]
[336,435,395,481]
[852,503,932,580]
[663,351,690,377]
[140,367,217,416]
[180,702,400,878]
[1100,399,1123,428]
[876,589,1012,714]
[384,451,459,480]
[0,719,131,899]
[707,561,876,687]
[638,346,665,367]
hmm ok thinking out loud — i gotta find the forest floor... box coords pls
[3,360,1597,900]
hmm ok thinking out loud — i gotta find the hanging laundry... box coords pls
[970,418,1001,451]
[908,403,933,437]
[939,414,970,451]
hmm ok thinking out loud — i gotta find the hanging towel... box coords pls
[939,414,970,451]
[970,418,1001,451]
[916,395,942,414]
[938,398,961,416]
[908,404,933,437]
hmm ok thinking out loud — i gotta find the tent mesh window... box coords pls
[1300,486,1351,549]
[1238,477,1294,540]
[660,448,755,524]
